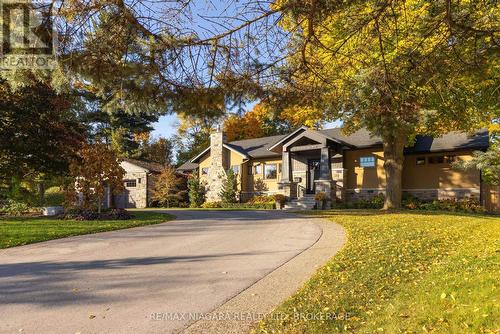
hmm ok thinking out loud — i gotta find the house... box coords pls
[177,127,490,204]
[114,158,164,208]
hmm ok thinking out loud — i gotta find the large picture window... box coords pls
[359,156,376,167]
[264,164,277,179]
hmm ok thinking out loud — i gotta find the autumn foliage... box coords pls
[66,143,125,213]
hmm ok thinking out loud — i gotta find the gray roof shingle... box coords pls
[122,158,164,173]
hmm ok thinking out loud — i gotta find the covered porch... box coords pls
[268,127,350,200]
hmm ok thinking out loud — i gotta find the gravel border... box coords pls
[181,215,346,334]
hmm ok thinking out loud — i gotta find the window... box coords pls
[125,180,136,188]
[359,156,376,167]
[255,164,262,174]
[416,157,426,165]
[264,164,277,179]
[202,167,209,175]
[137,178,141,184]
[428,156,444,164]
[231,165,240,174]
[248,166,253,175]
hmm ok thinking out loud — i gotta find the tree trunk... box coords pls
[382,135,406,210]
[37,182,45,205]
[98,196,102,214]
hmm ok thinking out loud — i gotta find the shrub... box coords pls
[220,169,238,203]
[417,198,485,213]
[63,208,133,221]
[200,201,275,209]
[248,195,275,204]
[273,194,286,205]
[188,175,206,208]
[201,201,222,208]
[314,192,328,202]
[0,199,32,216]
[345,194,385,209]
[221,203,275,209]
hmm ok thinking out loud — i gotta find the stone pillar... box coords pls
[278,150,297,199]
[315,146,335,200]
[206,131,226,202]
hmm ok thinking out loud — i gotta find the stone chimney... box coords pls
[206,130,227,202]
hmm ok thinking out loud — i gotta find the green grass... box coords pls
[0,211,174,249]
[255,210,500,334]
[128,207,274,211]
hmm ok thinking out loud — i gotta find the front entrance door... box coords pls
[306,159,320,194]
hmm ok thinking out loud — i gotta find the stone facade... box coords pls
[113,161,159,208]
[346,187,480,202]
[205,131,227,202]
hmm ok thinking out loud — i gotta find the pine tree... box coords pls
[220,169,238,204]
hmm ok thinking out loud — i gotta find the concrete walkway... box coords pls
[0,210,345,334]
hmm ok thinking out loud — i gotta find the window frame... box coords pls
[254,164,262,175]
[359,156,376,168]
[264,163,278,180]
[124,179,137,188]
[416,157,426,166]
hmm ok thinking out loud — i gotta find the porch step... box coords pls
[283,196,317,210]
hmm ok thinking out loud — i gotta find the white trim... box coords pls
[190,144,248,163]
[268,126,309,151]
[190,147,210,163]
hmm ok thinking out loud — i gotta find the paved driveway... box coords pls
[0,210,323,334]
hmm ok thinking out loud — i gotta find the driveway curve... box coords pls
[0,210,343,334]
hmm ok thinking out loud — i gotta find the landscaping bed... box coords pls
[254,210,499,334]
[0,211,174,249]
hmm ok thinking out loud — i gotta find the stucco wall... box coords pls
[344,148,481,201]
[243,158,282,195]
[345,148,386,190]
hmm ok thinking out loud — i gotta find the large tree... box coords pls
[273,0,498,208]
[0,80,85,185]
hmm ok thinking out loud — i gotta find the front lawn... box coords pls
[0,211,174,249]
[255,210,499,334]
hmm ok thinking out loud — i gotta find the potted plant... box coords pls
[273,194,286,210]
[314,192,329,210]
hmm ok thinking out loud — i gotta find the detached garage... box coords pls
[114,159,163,208]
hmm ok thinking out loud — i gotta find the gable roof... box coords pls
[176,127,490,172]
[190,143,250,163]
[122,158,164,173]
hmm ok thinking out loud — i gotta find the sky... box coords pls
[151,114,179,138]
[151,113,343,139]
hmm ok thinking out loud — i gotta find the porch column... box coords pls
[319,146,332,180]
[281,150,292,182]
[315,146,335,201]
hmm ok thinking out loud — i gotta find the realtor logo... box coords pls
[0,0,56,69]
